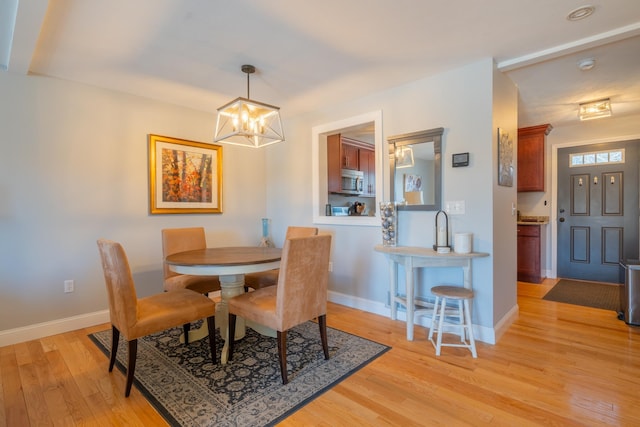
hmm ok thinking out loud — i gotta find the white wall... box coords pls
[0,73,268,334]
[491,62,519,330]
[1,58,522,346]
[266,58,515,341]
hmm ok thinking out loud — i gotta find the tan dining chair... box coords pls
[244,226,318,291]
[162,227,221,342]
[97,239,217,397]
[228,234,332,384]
[162,227,221,294]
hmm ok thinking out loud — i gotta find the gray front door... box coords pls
[557,140,639,283]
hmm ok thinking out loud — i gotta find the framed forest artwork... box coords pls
[148,134,222,214]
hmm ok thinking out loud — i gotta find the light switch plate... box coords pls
[445,200,465,215]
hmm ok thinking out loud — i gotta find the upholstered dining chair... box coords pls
[162,227,221,343]
[162,227,221,294]
[228,234,332,384]
[97,239,217,397]
[244,226,318,291]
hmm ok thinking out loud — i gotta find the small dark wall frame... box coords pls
[452,152,469,167]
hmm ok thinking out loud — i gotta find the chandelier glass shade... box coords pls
[395,146,415,168]
[579,98,611,121]
[214,65,284,148]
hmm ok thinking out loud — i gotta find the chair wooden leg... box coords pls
[125,339,137,397]
[464,299,478,358]
[318,314,329,360]
[435,297,446,356]
[228,313,236,361]
[428,296,440,342]
[206,315,216,363]
[109,325,119,372]
[183,323,190,345]
[457,300,465,342]
[277,330,288,384]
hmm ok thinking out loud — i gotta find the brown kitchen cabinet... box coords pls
[517,124,552,192]
[327,134,375,194]
[517,224,542,283]
[327,134,342,193]
[341,142,359,170]
[359,148,375,197]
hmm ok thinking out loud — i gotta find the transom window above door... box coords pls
[570,149,625,167]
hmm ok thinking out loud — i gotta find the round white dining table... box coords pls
[166,246,282,364]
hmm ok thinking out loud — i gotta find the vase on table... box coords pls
[259,218,275,247]
[379,202,398,247]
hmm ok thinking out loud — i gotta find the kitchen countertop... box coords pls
[517,215,549,225]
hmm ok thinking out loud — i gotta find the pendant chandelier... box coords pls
[395,146,415,168]
[214,64,284,148]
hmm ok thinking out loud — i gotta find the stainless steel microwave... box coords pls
[340,169,364,195]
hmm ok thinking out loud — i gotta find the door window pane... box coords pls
[570,149,625,167]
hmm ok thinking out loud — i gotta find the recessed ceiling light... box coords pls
[567,5,595,21]
[577,58,595,71]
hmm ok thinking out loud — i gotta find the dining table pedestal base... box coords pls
[177,274,247,364]
[179,273,277,363]
[167,246,282,364]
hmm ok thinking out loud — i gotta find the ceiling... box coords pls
[2,0,639,128]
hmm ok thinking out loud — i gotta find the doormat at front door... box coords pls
[543,279,620,311]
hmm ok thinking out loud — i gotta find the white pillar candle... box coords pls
[437,227,447,246]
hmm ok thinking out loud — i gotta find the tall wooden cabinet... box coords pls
[517,124,552,192]
[358,148,375,197]
[327,134,342,193]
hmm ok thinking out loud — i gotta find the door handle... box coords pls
[559,217,565,222]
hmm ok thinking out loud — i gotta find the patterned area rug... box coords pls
[542,279,621,311]
[90,321,390,426]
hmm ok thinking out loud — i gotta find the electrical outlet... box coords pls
[64,280,74,293]
[328,262,333,272]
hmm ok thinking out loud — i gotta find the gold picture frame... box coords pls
[148,134,222,214]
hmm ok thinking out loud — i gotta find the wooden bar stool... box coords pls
[428,285,477,358]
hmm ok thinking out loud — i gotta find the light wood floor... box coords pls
[2,279,640,426]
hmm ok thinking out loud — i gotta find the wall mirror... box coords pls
[388,127,443,211]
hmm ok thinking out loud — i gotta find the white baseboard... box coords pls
[328,290,391,317]
[0,310,110,347]
[493,304,519,343]
[2,293,513,348]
